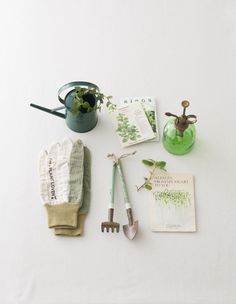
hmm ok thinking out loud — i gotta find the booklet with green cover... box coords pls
[110,103,156,147]
[120,96,159,142]
[149,172,196,232]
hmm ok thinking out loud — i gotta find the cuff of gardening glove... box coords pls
[45,203,80,228]
[54,214,87,236]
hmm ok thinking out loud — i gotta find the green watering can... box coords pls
[30,81,99,133]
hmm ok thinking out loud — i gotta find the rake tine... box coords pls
[101,222,121,233]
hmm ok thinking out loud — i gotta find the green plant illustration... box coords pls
[136,159,166,191]
[116,113,141,143]
[154,189,191,207]
[145,110,156,133]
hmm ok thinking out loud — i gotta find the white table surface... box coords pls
[0,1,236,303]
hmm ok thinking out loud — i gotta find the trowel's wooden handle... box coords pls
[126,208,134,226]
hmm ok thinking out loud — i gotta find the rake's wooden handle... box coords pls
[108,208,114,222]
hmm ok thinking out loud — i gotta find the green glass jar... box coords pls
[162,100,197,155]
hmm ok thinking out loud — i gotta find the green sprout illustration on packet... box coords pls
[154,189,191,207]
[116,113,141,143]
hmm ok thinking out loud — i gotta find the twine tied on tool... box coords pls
[107,151,136,164]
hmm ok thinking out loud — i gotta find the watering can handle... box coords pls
[58,81,99,104]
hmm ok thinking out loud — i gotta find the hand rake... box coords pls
[101,163,120,233]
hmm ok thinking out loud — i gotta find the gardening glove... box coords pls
[39,138,84,229]
[54,146,91,236]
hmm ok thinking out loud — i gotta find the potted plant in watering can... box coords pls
[58,81,114,132]
[30,81,115,133]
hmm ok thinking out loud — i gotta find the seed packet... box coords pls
[110,103,156,147]
[149,172,196,232]
[120,96,159,141]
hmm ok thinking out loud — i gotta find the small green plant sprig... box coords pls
[71,87,115,114]
[116,113,141,143]
[136,159,166,191]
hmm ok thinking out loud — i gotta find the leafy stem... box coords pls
[71,87,116,114]
[136,159,166,191]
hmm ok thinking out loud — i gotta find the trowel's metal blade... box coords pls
[123,221,138,240]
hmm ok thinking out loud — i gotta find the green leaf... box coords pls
[142,159,155,166]
[82,102,90,109]
[154,161,166,170]
[70,86,113,114]
[144,184,152,190]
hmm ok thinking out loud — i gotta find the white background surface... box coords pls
[0,0,236,303]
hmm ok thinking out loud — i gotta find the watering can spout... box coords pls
[30,103,65,119]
